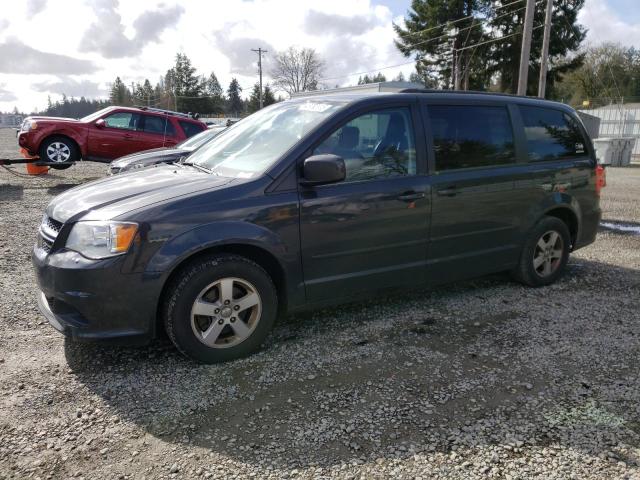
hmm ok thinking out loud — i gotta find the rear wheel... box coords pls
[39,136,78,169]
[163,254,277,363]
[512,216,571,287]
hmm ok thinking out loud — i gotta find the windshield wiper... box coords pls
[181,160,215,174]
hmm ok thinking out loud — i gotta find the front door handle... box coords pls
[397,191,425,202]
[123,134,134,140]
[436,187,458,197]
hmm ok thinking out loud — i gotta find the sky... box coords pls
[0,0,639,113]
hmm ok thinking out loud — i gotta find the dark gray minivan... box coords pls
[33,89,604,363]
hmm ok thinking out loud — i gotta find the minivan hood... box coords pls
[47,165,232,223]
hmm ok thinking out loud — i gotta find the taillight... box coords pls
[595,165,606,196]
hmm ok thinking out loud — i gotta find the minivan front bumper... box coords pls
[32,247,160,344]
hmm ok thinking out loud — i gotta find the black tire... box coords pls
[163,254,278,363]
[512,216,571,287]
[39,136,79,169]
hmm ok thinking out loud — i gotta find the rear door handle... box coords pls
[436,187,458,197]
[123,134,134,140]
[397,191,425,202]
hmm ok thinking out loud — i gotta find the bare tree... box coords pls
[270,47,324,95]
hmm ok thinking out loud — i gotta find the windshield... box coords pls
[80,107,114,122]
[187,100,344,178]
[178,127,225,150]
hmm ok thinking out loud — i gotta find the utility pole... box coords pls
[537,0,553,98]
[251,48,268,109]
[451,47,457,90]
[517,0,536,96]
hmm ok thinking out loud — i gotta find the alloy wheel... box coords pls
[190,277,262,348]
[533,230,564,278]
[46,142,71,163]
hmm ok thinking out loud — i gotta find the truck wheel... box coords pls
[39,136,78,169]
[163,254,278,363]
[512,216,571,287]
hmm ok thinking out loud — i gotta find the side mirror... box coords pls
[95,119,106,129]
[301,154,346,186]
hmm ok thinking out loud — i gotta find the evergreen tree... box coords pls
[136,79,155,106]
[247,83,262,113]
[357,73,387,85]
[109,77,130,105]
[246,83,277,113]
[487,0,586,96]
[202,72,225,113]
[227,78,243,116]
[263,85,276,106]
[165,53,204,112]
[395,0,488,90]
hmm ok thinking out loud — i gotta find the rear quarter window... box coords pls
[519,106,588,161]
[179,121,206,138]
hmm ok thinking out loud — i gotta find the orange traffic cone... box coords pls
[26,162,49,175]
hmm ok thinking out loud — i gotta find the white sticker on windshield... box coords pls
[236,172,254,178]
[299,102,332,113]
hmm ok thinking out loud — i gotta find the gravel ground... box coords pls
[1,127,639,480]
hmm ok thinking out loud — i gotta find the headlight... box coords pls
[66,221,138,259]
[21,119,37,132]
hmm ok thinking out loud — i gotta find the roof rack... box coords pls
[290,81,425,97]
[134,106,198,119]
[398,88,530,99]
[290,82,533,100]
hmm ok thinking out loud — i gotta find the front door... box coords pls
[423,102,528,283]
[298,105,431,302]
[88,111,141,160]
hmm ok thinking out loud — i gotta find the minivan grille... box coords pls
[44,216,62,235]
[38,215,62,254]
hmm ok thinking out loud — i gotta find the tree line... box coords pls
[108,53,279,117]
[37,53,281,119]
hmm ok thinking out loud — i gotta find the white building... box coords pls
[0,113,24,128]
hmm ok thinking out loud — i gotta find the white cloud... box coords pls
[26,0,47,16]
[0,0,417,112]
[579,0,640,47]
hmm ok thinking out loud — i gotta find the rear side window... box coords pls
[428,105,515,171]
[179,121,206,138]
[142,115,176,136]
[519,106,587,161]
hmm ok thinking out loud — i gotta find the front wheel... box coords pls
[163,254,278,363]
[512,217,571,287]
[39,136,78,169]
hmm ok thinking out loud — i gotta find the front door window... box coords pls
[313,107,417,182]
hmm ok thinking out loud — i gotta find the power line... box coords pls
[397,0,525,40]
[319,60,417,82]
[320,25,545,84]
[403,3,532,51]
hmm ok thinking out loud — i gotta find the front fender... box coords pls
[145,221,290,274]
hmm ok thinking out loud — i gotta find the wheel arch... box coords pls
[154,242,288,337]
[543,206,579,248]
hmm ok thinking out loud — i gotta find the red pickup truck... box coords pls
[17,106,207,169]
